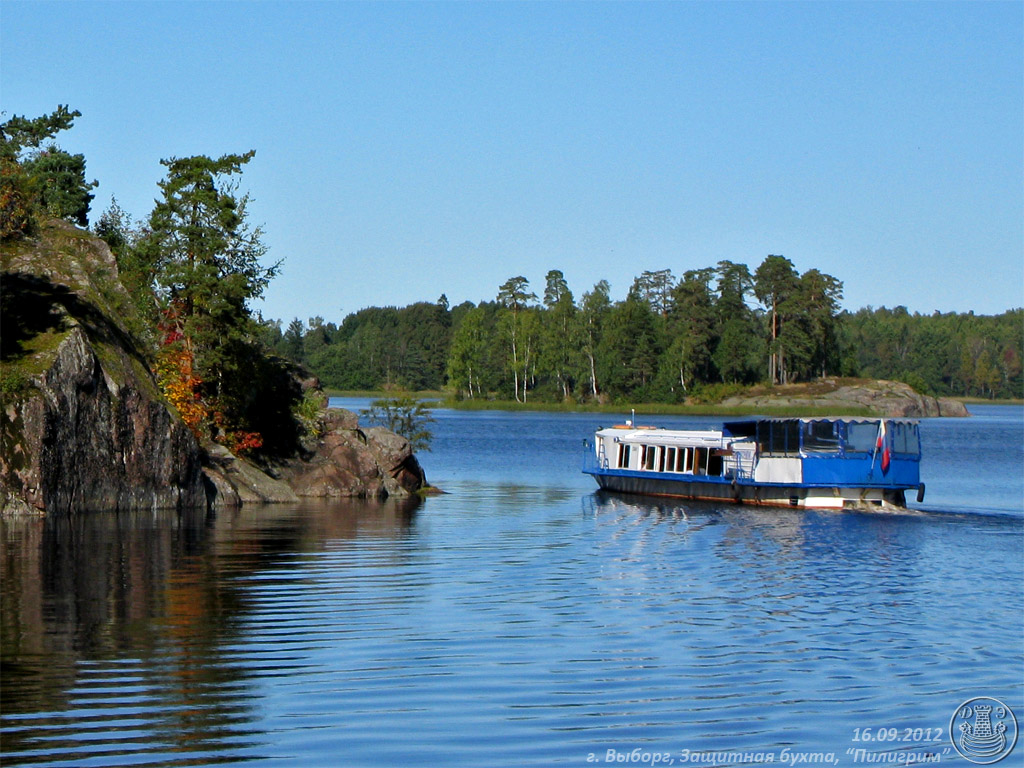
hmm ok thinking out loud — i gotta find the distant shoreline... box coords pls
[324,385,1015,417]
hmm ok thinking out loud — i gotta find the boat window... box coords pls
[845,422,878,454]
[665,447,676,472]
[618,443,631,468]
[644,445,658,471]
[758,420,801,456]
[803,420,840,453]
[707,452,723,476]
[892,422,919,455]
[678,448,690,472]
[693,448,705,475]
[658,448,666,472]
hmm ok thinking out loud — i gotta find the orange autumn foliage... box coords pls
[155,344,207,437]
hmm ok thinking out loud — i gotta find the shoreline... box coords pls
[324,388,1004,418]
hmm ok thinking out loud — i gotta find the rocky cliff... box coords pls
[1,220,425,515]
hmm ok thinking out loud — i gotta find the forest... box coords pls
[261,266,1023,403]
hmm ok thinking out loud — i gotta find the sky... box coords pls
[3,1,1021,325]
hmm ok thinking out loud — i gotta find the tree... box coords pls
[448,305,488,398]
[754,255,800,384]
[542,269,570,308]
[0,105,79,160]
[283,318,305,362]
[362,396,435,451]
[94,197,153,330]
[665,268,717,392]
[631,269,676,316]
[797,268,843,378]
[713,261,761,384]
[22,146,96,226]
[140,151,280,438]
[579,280,611,399]
[496,276,538,402]
[713,317,762,384]
[93,196,138,255]
[1,105,96,238]
[601,287,661,398]
[540,269,579,400]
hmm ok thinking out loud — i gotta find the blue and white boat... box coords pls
[584,417,924,510]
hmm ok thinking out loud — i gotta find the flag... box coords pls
[876,420,890,473]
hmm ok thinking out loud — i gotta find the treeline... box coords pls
[842,306,1022,399]
[265,261,1022,403]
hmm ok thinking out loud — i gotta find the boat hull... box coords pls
[587,469,907,510]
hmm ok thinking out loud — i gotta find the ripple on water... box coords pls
[1,470,1021,766]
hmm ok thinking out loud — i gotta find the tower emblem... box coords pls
[950,697,1018,764]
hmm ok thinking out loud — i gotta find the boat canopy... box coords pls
[722,417,920,459]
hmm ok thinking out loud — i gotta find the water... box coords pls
[2,403,1021,767]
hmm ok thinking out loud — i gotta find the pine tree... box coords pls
[140,151,280,437]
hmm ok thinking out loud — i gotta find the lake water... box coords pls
[2,403,1021,767]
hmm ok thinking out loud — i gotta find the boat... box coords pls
[583,416,924,510]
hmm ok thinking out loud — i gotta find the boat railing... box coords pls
[727,449,757,481]
[583,442,608,472]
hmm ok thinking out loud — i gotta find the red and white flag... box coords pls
[876,420,891,473]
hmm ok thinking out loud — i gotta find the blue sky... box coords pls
[3,1,1021,324]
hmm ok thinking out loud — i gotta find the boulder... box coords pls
[201,442,299,509]
[273,410,427,500]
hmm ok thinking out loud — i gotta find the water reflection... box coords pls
[0,497,420,766]
[2,414,1021,768]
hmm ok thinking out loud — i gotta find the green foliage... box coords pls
[362,396,435,451]
[496,275,540,402]
[291,302,451,391]
[93,197,155,339]
[664,268,717,393]
[0,366,29,397]
[0,105,79,160]
[754,254,800,384]
[600,291,662,398]
[293,387,325,438]
[22,146,96,226]
[579,280,611,399]
[447,305,491,399]
[0,157,37,239]
[897,371,931,395]
[688,381,750,405]
[1,106,96,238]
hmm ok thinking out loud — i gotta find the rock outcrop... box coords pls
[3,324,207,515]
[200,410,427,509]
[271,409,427,501]
[718,378,970,418]
[2,221,208,515]
[2,220,426,515]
